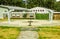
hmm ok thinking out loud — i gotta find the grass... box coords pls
[0,19,8,22]
[0,26,20,39]
[0,26,60,39]
[37,26,60,39]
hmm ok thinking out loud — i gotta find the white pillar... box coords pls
[49,13,51,21]
[50,11,53,23]
[50,13,53,22]
[34,12,36,19]
[8,12,10,24]
[48,9,53,23]
[8,9,14,24]
[35,12,36,19]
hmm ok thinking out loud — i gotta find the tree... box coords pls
[27,0,56,9]
[0,0,23,7]
[0,0,60,12]
[45,0,56,9]
[54,1,60,11]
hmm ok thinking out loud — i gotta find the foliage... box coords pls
[0,0,60,11]
[36,13,49,20]
[23,13,27,18]
[54,1,60,12]
[0,26,20,39]
[38,26,60,39]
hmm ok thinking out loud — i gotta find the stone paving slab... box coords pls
[17,31,39,39]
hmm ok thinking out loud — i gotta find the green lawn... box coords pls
[0,26,60,39]
[37,26,60,39]
[0,26,20,39]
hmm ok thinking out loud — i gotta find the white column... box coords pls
[49,13,51,21]
[51,13,53,22]
[50,11,53,23]
[35,12,36,19]
[8,9,14,24]
[34,12,36,19]
[48,9,53,23]
[8,12,10,24]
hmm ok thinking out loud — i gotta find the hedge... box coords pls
[36,13,49,20]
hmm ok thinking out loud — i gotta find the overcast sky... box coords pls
[23,0,60,2]
[56,0,60,1]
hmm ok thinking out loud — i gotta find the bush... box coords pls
[36,13,49,20]
[23,13,27,18]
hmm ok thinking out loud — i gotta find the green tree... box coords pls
[0,0,60,12]
[45,0,56,9]
[0,0,23,7]
[54,1,60,11]
[27,0,56,9]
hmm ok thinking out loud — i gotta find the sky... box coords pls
[56,0,60,1]
[23,0,60,1]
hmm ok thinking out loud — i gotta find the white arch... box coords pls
[48,9,54,22]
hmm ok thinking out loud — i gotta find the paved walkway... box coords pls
[17,31,38,39]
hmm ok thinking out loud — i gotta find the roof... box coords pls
[0,7,8,12]
[54,12,60,13]
[0,5,27,10]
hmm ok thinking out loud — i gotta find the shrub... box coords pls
[36,13,49,20]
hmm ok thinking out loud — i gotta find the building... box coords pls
[0,5,60,20]
[53,12,60,20]
[0,5,35,19]
[0,7,8,19]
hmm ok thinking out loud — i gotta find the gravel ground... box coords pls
[0,20,60,27]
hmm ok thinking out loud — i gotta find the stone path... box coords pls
[17,31,39,39]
